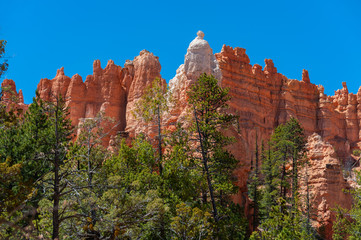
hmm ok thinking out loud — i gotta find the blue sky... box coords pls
[1,0,361,103]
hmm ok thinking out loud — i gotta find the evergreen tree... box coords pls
[0,94,74,239]
[163,123,201,206]
[0,40,8,78]
[170,203,213,240]
[253,118,316,239]
[188,73,244,237]
[259,143,278,219]
[100,136,167,239]
[133,77,168,175]
[248,135,261,231]
[46,96,73,239]
[332,206,351,240]
[27,95,73,240]
[331,161,361,240]
[250,199,315,240]
[59,113,114,239]
[260,118,306,216]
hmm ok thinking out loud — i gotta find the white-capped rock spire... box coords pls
[167,31,222,122]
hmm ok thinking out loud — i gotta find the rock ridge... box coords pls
[2,31,360,239]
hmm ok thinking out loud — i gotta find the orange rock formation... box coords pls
[215,44,356,237]
[36,50,164,144]
[2,31,360,239]
[0,79,27,113]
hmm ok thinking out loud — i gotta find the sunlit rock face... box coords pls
[215,44,360,239]
[3,30,361,239]
[183,30,221,81]
[125,50,166,138]
[299,133,352,240]
[36,50,164,145]
[168,31,222,125]
[0,79,27,113]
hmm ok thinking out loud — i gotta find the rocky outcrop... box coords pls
[168,32,359,238]
[2,31,360,239]
[214,44,360,237]
[125,50,165,138]
[168,30,221,125]
[301,133,352,239]
[0,79,27,113]
[37,50,163,144]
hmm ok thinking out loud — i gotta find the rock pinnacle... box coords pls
[197,30,205,39]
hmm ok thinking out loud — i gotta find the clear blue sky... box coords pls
[1,0,361,103]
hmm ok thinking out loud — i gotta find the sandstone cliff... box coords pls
[167,32,357,237]
[0,78,27,113]
[36,50,164,145]
[2,31,360,238]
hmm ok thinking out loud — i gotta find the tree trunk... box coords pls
[157,105,163,175]
[253,134,259,231]
[52,100,60,240]
[280,147,287,214]
[193,108,218,223]
[52,159,60,240]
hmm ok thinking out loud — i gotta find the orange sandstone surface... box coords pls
[36,50,165,144]
[1,78,27,113]
[2,31,360,239]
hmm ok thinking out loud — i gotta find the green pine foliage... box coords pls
[0,72,331,239]
[0,40,8,78]
[101,136,168,239]
[250,118,318,239]
[170,202,213,240]
[133,77,169,175]
[333,171,361,240]
[188,73,247,238]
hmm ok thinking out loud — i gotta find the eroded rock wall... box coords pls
[0,79,27,113]
[168,32,357,238]
[2,31,360,239]
[36,50,164,145]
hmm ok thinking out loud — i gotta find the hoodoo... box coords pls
[2,31,360,239]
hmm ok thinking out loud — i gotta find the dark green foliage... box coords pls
[0,40,8,78]
[247,135,261,231]
[163,123,201,205]
[0,94,73,239]
[252,118,318,239]
[133,77,169,175]
[353,149,361,157]
[100,136,168,239]
[260,118,306,217]
[331,171,361,240]
[188,73,247,238]
[250,199,315,240]
[332,206,351,240]
[170,202,213,239]
[1,71,326,239]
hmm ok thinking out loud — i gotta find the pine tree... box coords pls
[188,73,243,237]
[254,118,314,239]
[0,40,8,78]
[248,133,261,231]
[332,206,350,240]
[262,118,306,213]
[47,95,73,240]
[99,136,167,239]
[163,123,201,205]
[346,171,361,239]
[0,94,73,239]
[62,112,114,239]
[133,77,168,175]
